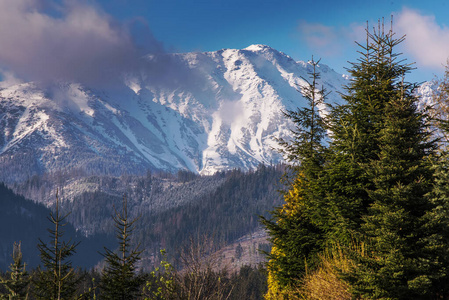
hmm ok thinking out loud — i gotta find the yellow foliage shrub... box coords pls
[299,244,364,300]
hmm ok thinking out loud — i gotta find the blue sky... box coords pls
[1,0,449,85]
[94,0,449,83]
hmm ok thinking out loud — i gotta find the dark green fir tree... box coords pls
[321,23,405,242]
[33,190,80,300]
[100,196,144,300]
[261,57,327,297]
[276,56,327,170]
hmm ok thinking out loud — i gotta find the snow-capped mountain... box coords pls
[0,45,348,182]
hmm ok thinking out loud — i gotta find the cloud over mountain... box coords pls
[0,0,163,87]
[298,20,365,58]
[0,45,348,182]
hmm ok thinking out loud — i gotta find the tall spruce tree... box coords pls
[100,196,144,300]
[261,58,327,298]
[33,190,80,300]
[321,23,406,242]
[324,22,449,299]
[276,56,327,170]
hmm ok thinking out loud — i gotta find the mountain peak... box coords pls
[0,45,350,182]
[243,44,274,52]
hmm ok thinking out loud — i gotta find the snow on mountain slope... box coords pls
[0,45,348,182]
[133,45,348,174]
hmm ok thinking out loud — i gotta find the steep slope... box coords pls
[0,45,348,182]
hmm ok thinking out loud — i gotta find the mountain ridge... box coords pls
[0,44,404,182]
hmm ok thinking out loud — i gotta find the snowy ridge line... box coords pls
[0,45,352,181]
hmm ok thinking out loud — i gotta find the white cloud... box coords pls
[0,69,23,88]
[0,0,163,87]
[396,8,449,70]
[298,21,365,57]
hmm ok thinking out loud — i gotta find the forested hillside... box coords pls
[138,165,283,265]
[6,164,284,271]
